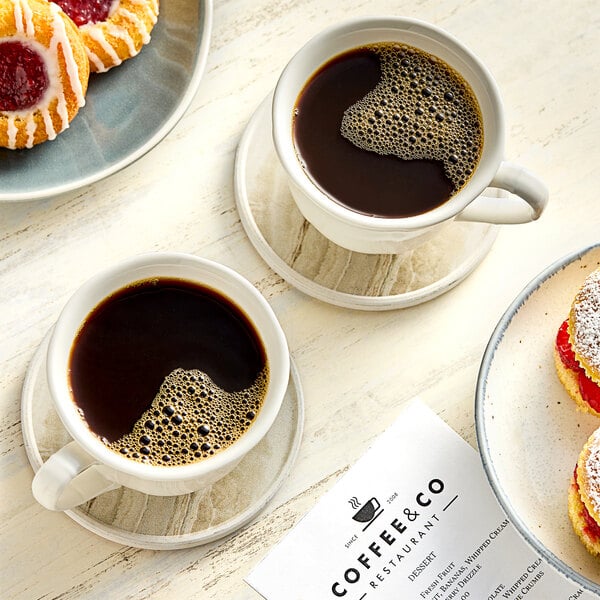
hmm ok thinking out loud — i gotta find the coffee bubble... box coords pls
[340,43,483,195]
[107,367,268,466]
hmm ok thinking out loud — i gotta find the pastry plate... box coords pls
[476,243,600,593]
[0,0,212,201]
[234,95,498,311]
[22,329,304,549]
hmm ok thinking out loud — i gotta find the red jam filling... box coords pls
[573,466,600,543]
[556,320,579,371]
[53,0,114,26]
[556,319,600,410]
[0,41,49,111]
[578,370,600,412]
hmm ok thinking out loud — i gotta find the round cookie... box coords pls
[0,0,89,149]
[52,0,159,73]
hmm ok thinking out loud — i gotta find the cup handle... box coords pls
[32,441,119,511]
[456,161,549,224]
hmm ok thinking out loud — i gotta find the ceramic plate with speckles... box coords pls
[0,0,212,202]
[476,243,600,593]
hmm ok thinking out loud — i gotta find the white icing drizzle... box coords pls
[25,112,36,148]
[84,27,123,71]
[85,49,105,72]
[21,0,35,37]
[120,8,153,44]
[46,7,68,135]
[573,269,600,376]
[48,2,86,108]
[106,23,137,56]
[7,118,18,148]
[107,0,120,18]
[128,0,159,18]
[41,108,56,140]
[56,91,69,128]
[584,428,600,517]
[11,0,23,33]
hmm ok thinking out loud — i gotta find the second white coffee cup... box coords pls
[32,253,290,511]
[272,16,549,254]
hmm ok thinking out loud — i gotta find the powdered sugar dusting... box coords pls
[572,269,600,376]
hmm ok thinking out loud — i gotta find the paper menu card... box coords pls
[246,400,594,599]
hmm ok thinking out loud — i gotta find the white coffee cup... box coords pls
[31,253,290,511]
[272,16,549,254]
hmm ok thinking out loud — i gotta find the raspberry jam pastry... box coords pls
[554,269,600,417]
[0,0,89,149]
[569,428,600,555]
[52,0,159,73]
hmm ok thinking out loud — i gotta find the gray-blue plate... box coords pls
[0,0,212,202]
[476,243,600,594]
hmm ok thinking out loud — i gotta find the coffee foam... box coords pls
[106,367,269,467]
[340,43,483,193]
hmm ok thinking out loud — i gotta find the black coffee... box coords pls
[69,278,268,466]
[293,43,483,218]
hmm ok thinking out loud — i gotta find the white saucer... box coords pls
[21,330,304,550]
[234,95,499,311]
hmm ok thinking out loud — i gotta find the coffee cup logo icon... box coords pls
[349,496,383,531]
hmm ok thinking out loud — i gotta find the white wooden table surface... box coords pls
[1,0,598,598]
